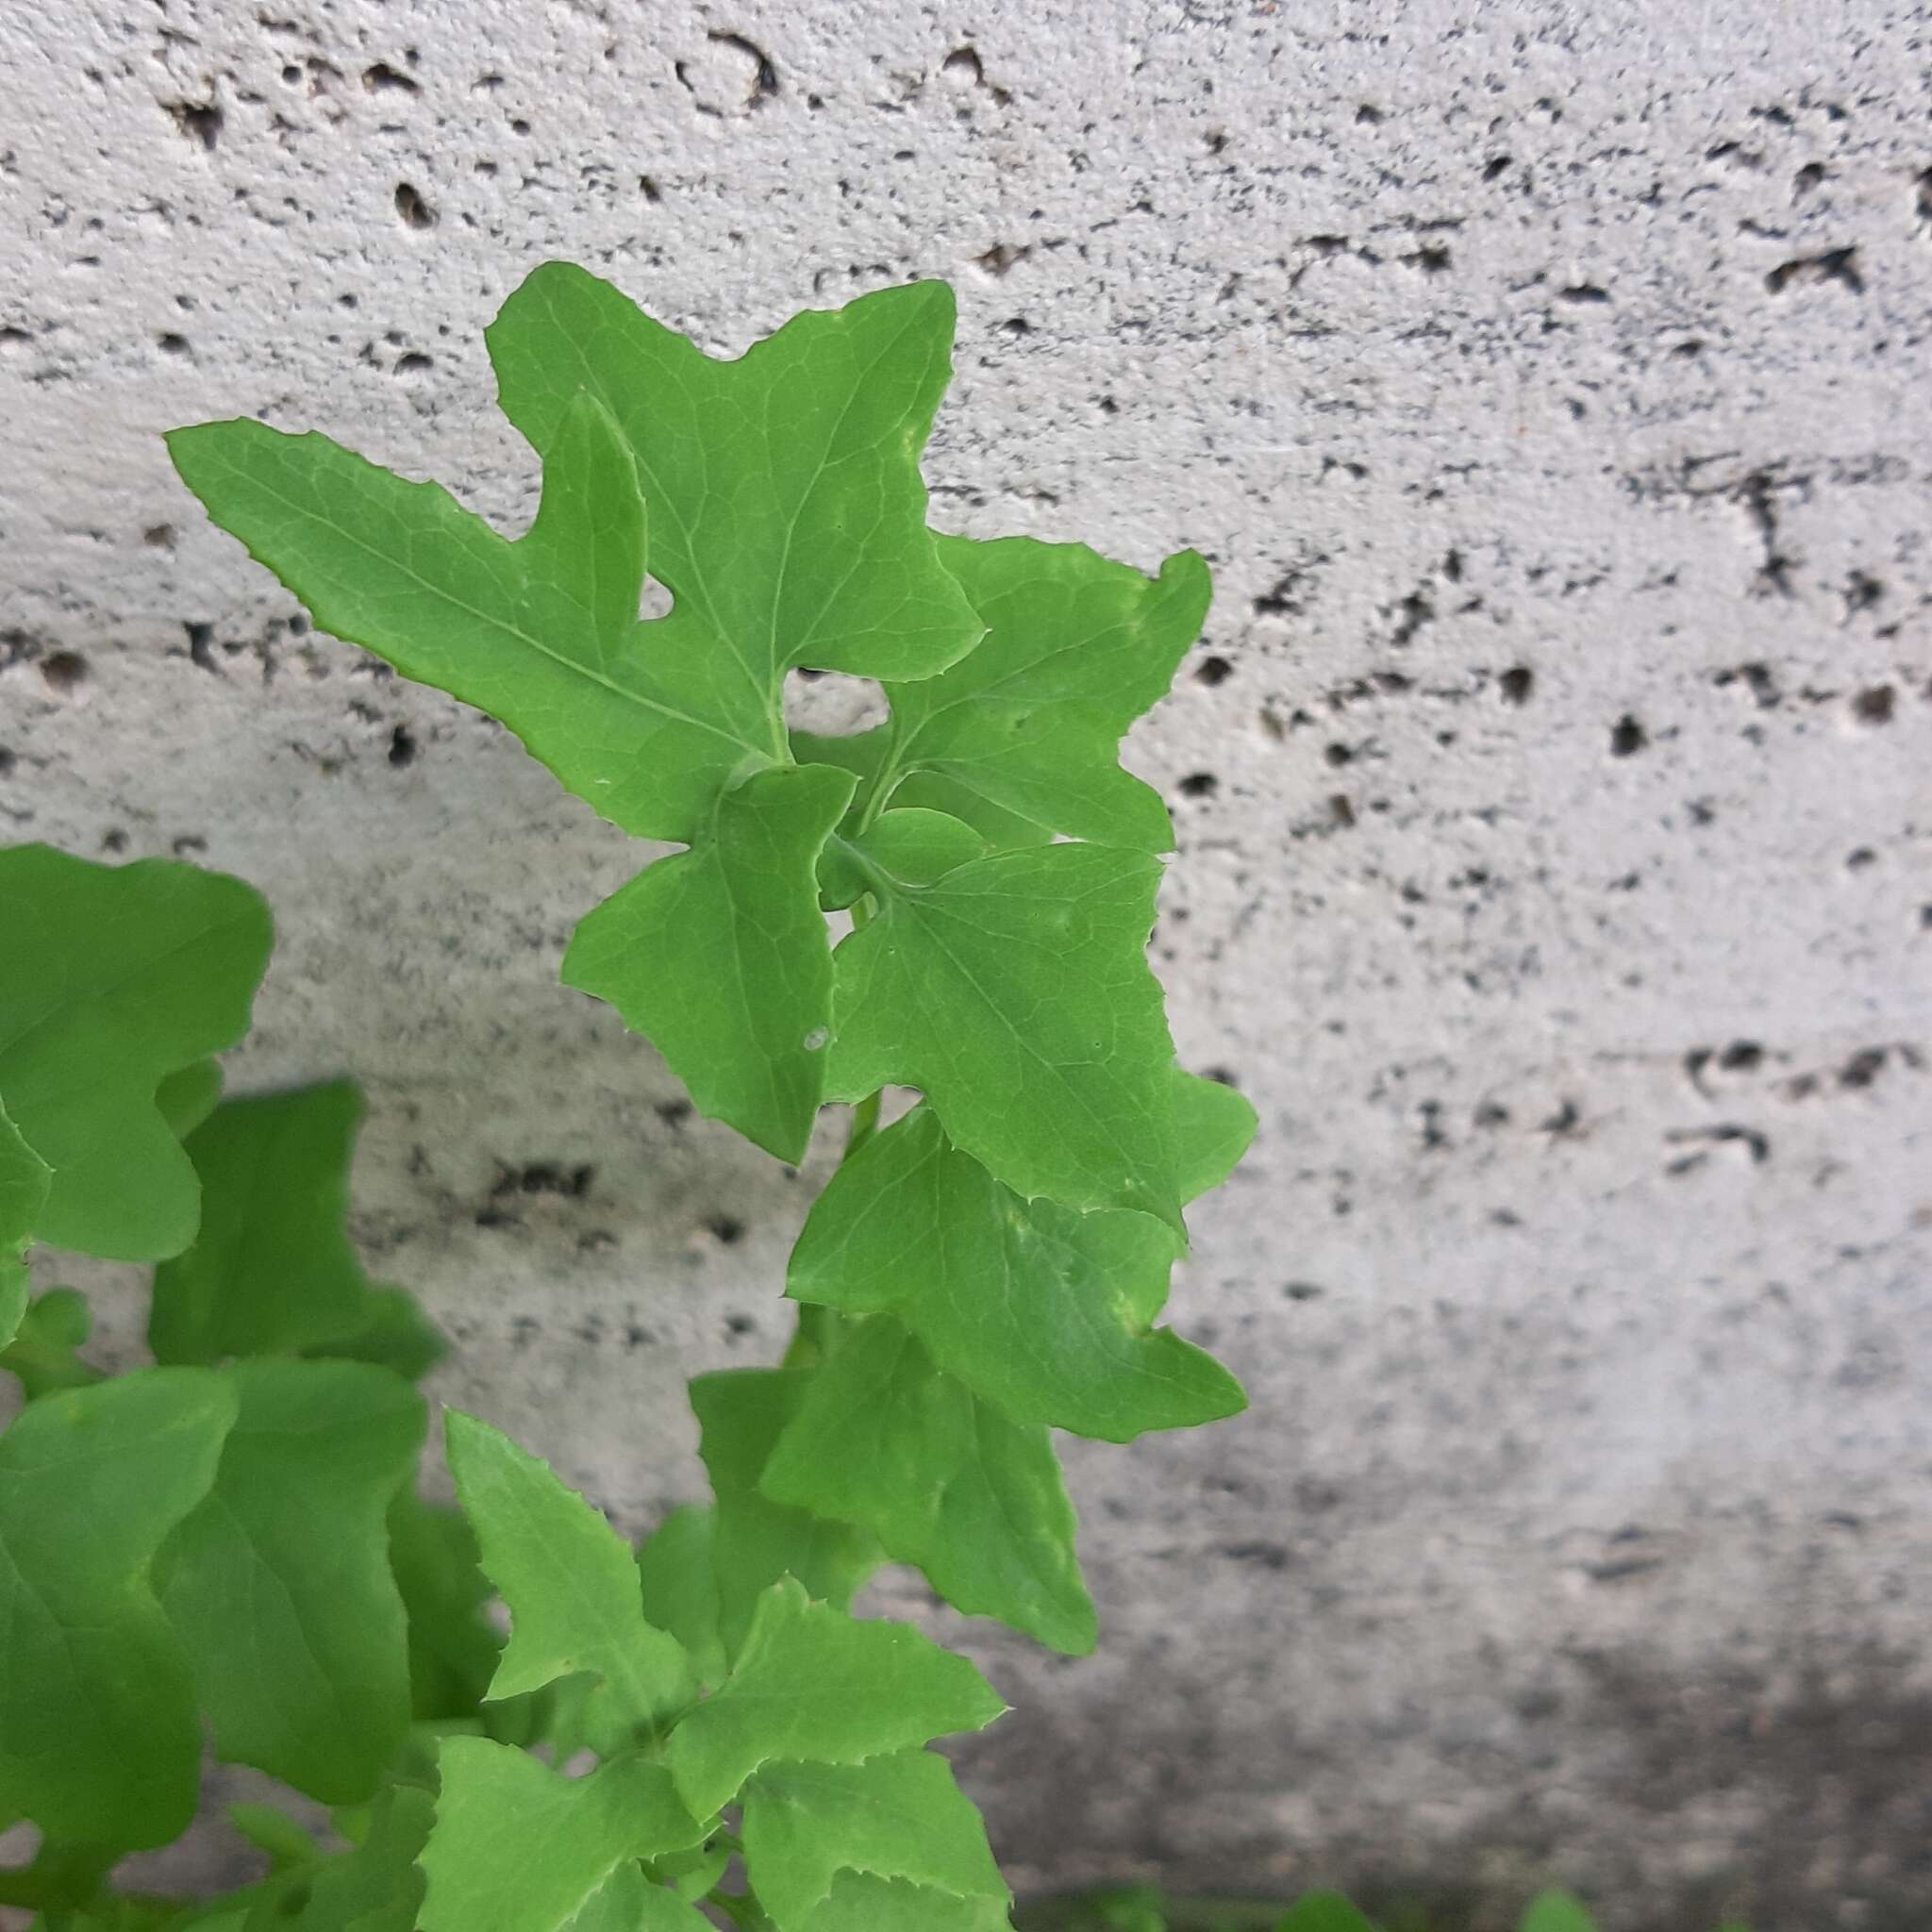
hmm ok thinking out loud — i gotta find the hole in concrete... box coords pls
[394,182,437,229]
[362,61,420,93]
[38,652,90,696]
[1840,1047,1887,1090]
[941,45,984,89]
[167,99,224,150]
[1764,246,1862,295]
[1178,772,1219,799]
[388,724,418,767]
[975,242,1029,277]
[1609,715,1647,758]
[1852,685,1895,725]
[1499,665,1535,705]
[707,29,778,100]
[1194,655,1233,687]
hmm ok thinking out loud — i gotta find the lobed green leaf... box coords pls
[387,1488,505,1722]
[742,1749,1008,1930]
[887,536,1211,852]
[635,1503,727,1692]
[0,1284,102,1400]
[562,763,855,1161]
[487,263,980,697]
[826,831,1182,1226]
[0,846,272,1261]
[156,1359,424,1804]
[0,1367,236,1845]
[419,1737,707,1932]
[149,1081,440,1370]
[792,1873,1014,1931]
[170,267,983,1160]
[563,1860,714,1931]
[241,1786,432,1932]
[665,1576,1007,1820]
[790,1086,1248,1443]
[691,1368,882,1655]
[761,1318,1095,1654]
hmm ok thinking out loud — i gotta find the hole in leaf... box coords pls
[638,576,673,622]
[782,669,888,739]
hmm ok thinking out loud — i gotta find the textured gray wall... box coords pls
[4,3,1930,1927]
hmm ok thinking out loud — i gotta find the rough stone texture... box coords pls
[3,3,1930,1927]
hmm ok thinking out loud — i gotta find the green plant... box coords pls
[0,266,1255,1928]
[1011,1884,1749,1931]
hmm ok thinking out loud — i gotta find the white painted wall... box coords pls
[3,3,1929,1925]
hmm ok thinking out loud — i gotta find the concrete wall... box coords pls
[4,3,1929,1926]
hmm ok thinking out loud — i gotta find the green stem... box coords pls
[852,713,911,834]
[782,894,881,1371]
[837,894,882,1166]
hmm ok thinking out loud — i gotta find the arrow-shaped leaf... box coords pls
[446,1410,694,1741]
[562,763,855,1158]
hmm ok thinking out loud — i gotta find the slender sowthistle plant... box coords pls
[0,265,1253,1930]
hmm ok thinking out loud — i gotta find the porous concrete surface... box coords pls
[3,3,1929,1927]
